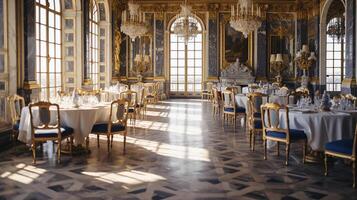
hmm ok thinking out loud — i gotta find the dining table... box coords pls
[18,102,114,145]
[274,108,354,151]
[235,94,294,110]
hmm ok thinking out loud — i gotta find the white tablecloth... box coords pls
[235,94,293,109]
[277,110,353,151]
[18,103,113,145]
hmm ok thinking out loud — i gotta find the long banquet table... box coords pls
[235,94,294,109]
[18,102,114,145]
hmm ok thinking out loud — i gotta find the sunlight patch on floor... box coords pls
[0,163,47,184]
[94,135,210,162]
[82,170,166,185]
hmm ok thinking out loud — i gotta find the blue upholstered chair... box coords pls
[261,103,307,165]
[222,90,246,126]
[324,127,356,188]
[91,99,128,153]
[247,92,267,151]
[7,94,26,143]
[29,102,74,164]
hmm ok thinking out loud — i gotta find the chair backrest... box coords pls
[247,92,266,116]
[144,83,155,95]
[29,101,61,138]
[7,94,26,125]
[132,84,145,105]
[206,82,213,92]
[222,90,236,110]
[261,103,290,141]
[109,99,129,127]
[120,90,137,107]
[212,87,219,104]
[278,86,290,96]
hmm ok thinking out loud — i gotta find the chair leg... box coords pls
[285,143,290,166]
[252,132,256,151]
[324,154,328,176]
[111,135,113,148]
[70,136,74,155]
[249,129,252,151]
[97,134,100,148]
[263,139,267,160]
[277,142,280,157]
[107,134,110,153]
[123,131,127,155]
[353,161,356,188]
[31,142,36,164]
[57,141,61,163]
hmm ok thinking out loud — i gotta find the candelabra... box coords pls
[295,45,317,90]
[270,54,285,86]
[134,54,151,82]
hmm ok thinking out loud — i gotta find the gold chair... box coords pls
[261,103,307,165]
[324,126,356,188]
[222,90,246,126]
[29,102,74,164]
[7,94,26,143]
[202,82,213,100]
[120,90,138,124]
[247,92,266,151]
[144,82,158,104]
[91,99,129,153]
[131,84,146,117]
[212,87,221,116]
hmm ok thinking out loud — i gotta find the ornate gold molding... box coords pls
[23,81,40,90]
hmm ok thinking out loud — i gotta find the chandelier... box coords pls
[173,0,199,45]
[120,2,147,41]
[230,0,262,38]
[327,17,345,41]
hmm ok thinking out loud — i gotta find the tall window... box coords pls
[170,17,202,96]
[35,0,62,100]
[88,0,99,89]
[326,17,345,92]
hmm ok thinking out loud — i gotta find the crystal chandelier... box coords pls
[327,17,345,41]
[230,0,262,38]
[173,0,199,45]
[120,2,147,41]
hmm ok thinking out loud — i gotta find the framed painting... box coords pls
[219,13,253,70]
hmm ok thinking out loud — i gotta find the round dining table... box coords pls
[18,102,114,145]
[276,109,353,151]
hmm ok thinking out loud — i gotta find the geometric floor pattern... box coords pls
[0,99,356,200]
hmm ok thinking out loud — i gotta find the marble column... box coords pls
[22,0,38,101]
[342,0,357,94]
[208,13,219,80]
[255,20,268,80]
[82,0,89,83]
[154,14,164,78]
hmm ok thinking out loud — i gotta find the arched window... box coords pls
[326,17,345,92]
[35,0,62,100]
[169,16,203,96]
[88,0,99,89]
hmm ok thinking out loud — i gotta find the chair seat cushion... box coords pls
[224,107,246,113]
[146,95,154,98]
[266,129,306,141]
[128,108,135,113]
[91,123,125,133]
[325,139,353,155]
[254,119,262,129]
[34,126,73,138]
[13,121,20,131]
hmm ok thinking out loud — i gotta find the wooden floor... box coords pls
[0,99,356,199]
